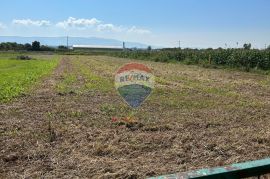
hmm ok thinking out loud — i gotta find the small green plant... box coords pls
[56,73,77,95]
[100,103,117,115]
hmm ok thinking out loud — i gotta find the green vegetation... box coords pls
[0,41,56,51]
[110,47,270,72]
[0,56,59,102]
[31,41,41,51]
[73,58,113,92]
[56,72,77,95]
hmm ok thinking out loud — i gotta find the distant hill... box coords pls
[0,36,152,49]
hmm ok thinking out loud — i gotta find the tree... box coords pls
[24,43,32,51]
[32,41,40,51]
[243,43,251,50]
[147,46,152,51]
[40,45,54,51]
[267,45,270,50]
[58,45,68,50]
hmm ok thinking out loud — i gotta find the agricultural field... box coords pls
[0,54,59,102]
[1,54,270,178]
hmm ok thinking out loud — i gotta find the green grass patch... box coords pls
[0,57,59,102]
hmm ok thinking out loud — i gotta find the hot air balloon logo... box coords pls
[115,63,154,108]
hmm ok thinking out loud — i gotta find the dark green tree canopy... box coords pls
[243,43,252,50]
[24,43,32,51]
[32,41,40,51]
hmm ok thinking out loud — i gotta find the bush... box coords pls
[17,55,31,60]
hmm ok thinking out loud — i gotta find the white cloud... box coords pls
[55,17,151,35]
[12,19,51,27]
[8,17,151,37]
[127,26,151,34]
[56,17,101,29]
[97,24,151,34]
[97,23,124,32]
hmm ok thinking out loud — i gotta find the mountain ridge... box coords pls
[0,36,154,48]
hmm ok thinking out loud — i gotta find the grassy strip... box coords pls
[73,58,113,93]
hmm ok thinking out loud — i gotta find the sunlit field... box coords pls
[0,54,59,102]
[1,54,270,178]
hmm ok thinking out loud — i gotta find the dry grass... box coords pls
[1,55,270,178]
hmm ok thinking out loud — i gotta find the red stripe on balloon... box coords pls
[117,63,151,74]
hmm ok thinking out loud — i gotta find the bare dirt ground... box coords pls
[1,56,270,178]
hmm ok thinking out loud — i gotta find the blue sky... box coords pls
[0,0,270,48]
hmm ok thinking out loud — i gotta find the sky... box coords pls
[0,0,270,48]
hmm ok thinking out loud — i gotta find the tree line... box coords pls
[0,41,68,51]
